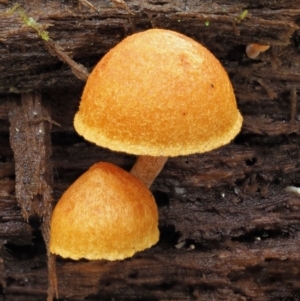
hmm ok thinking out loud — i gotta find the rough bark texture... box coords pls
[1,0,300,300]
[8,93,57,300]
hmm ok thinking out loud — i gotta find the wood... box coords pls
[1,0,300,93]
[8,93,57,300]
[0,0,300,300]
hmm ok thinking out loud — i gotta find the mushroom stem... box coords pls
[130,156,168,188]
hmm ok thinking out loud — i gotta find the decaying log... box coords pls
[0,90,300,300]
[8,93,53,221]
[8,93,57,300]
[1,0,300,94]
[1,0,300,300]
[3,238,300,301]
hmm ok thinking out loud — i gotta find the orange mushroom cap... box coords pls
[50,162,159,260]
[246,43,270,59]
[74,29,242,157]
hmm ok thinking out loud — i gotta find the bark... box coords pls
[0,0,300,300]
[0,0,300,93]
[8,93,57,300]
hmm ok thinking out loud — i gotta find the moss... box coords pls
[6,4,49,41]
[235,9,248,23]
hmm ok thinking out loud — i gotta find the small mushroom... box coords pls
[74,29,243,187]
[50,162,159,260]
[246,43,270,59]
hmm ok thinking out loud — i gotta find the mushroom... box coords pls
[50,162,159,260]
[246,43,270,59]
[74,29,243,188]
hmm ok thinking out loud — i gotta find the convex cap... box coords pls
[74,29,243,156]
[50,162,159,260]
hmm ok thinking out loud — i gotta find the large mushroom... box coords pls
[74,28,243,188]
[50,162,159,260]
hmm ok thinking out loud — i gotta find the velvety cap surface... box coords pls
[50,162,159,260]
[74,29,243,156]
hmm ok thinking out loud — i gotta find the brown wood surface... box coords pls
[1,0,300,300]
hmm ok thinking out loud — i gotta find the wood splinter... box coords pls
[8,92,58,301]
